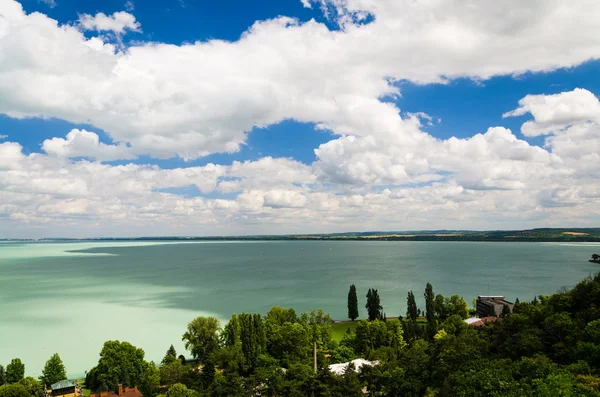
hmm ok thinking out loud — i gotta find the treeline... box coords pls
[6,274,600,396]
[0,354,67,397]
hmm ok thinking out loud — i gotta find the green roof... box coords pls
[51,380,75,390]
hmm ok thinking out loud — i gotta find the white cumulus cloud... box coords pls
[42,129,136,161]
[78,11,141,34]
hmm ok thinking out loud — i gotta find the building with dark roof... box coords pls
[89,385,142,397]
[476,296,514,317]
[47,380,82,397]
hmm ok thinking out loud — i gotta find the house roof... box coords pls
[90,386,142,397]
[51,381,76,390]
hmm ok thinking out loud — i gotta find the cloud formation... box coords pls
[1,0,600,160]
[0,1,599,236]
[42,129,136,161]
[78,11,141,34]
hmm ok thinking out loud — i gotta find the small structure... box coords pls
[89,385,142,397]
[476,296,514,317]
[328,359,379,375]
[464,316,500,326]
[48,380,82,397]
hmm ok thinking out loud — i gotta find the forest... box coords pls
[3,274,600,396]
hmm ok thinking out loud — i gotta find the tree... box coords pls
[18,377,42,397]
[0,384,29,397]
[238,313,267,371]
[223,314,241,348]
[40,354,66,387]
[159,359,188,388]
[406,291,421,341]
[424,283,437,338]
[182,316,221,363]
[501,303,511,318]
[347,285,359,321]
[592,254,600,262]
[0,365,6,386]
[165,383,197,397]
[366,289,383,321]
[6,359,24,384]
[162,345,177,365]
[85,341,149,391]
[139,363,160,397]
[406,291,419,321]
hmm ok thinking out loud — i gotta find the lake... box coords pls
[0,240,598,378]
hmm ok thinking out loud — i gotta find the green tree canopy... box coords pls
[165,383,197,397]
[159,359,188,388]
[182,317,221,363]
[138,362,159,397]
[424,283,437,338]
[348,285,359,321]
[0,383,29,397]
[238,313,267,371]
[18,377,42,397]
[162,345,177,365]
[0,365,6,386]
[365,289,383,321]
[40,354,66,387]
[85,341,150,391]
[6,359,24,384]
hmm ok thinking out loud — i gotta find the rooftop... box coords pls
[51,381,76,390]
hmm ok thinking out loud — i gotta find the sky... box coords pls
[1,0,600,238]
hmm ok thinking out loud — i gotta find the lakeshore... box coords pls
[1,240,599,377]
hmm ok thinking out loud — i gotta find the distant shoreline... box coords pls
[3,227,600,243]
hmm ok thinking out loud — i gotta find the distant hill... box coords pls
[7,228,600,242]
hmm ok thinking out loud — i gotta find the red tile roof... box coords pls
[89,386,142,397]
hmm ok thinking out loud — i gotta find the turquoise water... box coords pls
[0,240,598,377]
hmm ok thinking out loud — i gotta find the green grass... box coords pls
[331,317,428,342]
[331,321,359,342]
[75,379,90,397]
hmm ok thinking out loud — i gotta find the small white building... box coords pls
[328,358,379,375]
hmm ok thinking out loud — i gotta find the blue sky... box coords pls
[1,0,600,237]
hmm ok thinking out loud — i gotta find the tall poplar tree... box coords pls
[406,291,418,321]
[239,313,267,371]
[40,354,66,387]
[365,288,383,321]
[424,283,437,338]
[347,284,359,321]
[406,291,421,340]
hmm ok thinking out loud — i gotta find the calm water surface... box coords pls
[0,240,598,377]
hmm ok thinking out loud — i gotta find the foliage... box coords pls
[5,360,24,384]
[165,383,197,397]
[138,362,160,397]
[85,341,150,391]
[159,359,188,387]
[181,317,221,363]
[347,284,359,321]
[365,289,383,321]
[0,384,29,397]
[18,377,42,397]
[238,313,267,372]
[14,272,600,396]
[40,354,66,387]
[424,283,437,338]
[162,345,177,365]
[0,366,5,386]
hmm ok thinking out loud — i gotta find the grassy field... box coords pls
[331,318,428,342]
[332,321,359,342]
